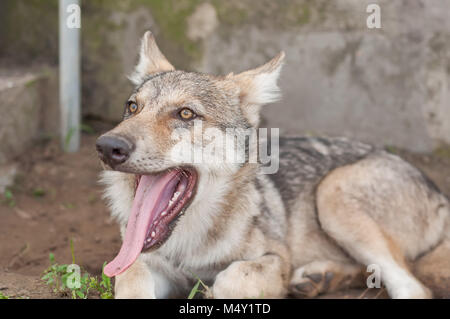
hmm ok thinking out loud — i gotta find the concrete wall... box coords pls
[0,68,58,165]
[0,0,449,152]
[198,0,450,152]
[0,68,58,192]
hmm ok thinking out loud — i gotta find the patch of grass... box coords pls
[434,146,450,159]
[41,241,113,299]
[2,189,15,207]
[0,292,10,299]
[62,202,76,210]
[80,123,95,134]
[384,145,399,155]
[32,188,46,198]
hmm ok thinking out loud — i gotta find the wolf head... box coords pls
[97,31,284,277]
[96,31,284,175]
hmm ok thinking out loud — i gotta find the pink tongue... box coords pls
[103,172,177,277]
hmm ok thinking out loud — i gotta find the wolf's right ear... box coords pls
[129,31,175,85]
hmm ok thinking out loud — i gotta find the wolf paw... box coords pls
[211,256,287,299]
[289,261,361,298]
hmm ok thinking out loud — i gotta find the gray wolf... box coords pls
[96,31,450,299]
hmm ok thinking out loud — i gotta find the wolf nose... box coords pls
[96,135,134,168]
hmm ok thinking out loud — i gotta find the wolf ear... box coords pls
[232,52,285,126]
[129,31,175,85]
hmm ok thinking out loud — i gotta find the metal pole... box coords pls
[59,0,80,152]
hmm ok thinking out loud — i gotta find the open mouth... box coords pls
[103,168,197,277]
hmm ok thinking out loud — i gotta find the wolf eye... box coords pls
[127,102,139,114]
[179,108,196,120]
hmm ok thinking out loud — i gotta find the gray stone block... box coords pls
[0,68,58,165]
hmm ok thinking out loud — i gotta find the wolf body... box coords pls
[97,32,450,299]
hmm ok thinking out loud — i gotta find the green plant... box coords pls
[187,275,210,299]
[0,292,9,299]
[41,241,113,299]
[62,202,76,209]
[32,188,46,198]
[2,189,15,207]
[89,263,114,299]
[80,123,95,134]
[384,145,398,154]
[64,127,77,152]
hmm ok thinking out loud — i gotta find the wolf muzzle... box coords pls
[96,135,135,168]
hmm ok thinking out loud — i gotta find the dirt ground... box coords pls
[1,126,449,299]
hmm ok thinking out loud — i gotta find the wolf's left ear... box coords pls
[232,52,285,126]
[129,31,175,85]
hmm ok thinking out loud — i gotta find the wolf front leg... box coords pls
[114,258,156,299]
[114,258,173,299]
[210,254,290,299]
